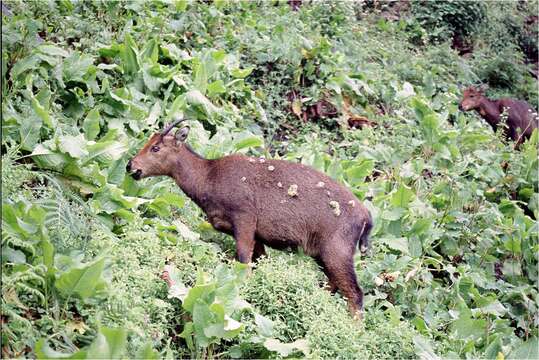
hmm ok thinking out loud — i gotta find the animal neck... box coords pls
[477,97,501,130]
[169,144,210,204]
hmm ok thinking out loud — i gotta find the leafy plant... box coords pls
[2,0,537,358]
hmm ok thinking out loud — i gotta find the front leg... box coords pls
[232,214,257,264]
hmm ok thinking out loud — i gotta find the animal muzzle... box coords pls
[126,160,142,180]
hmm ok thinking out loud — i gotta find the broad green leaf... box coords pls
[107,158,127,185]
[63,52,94,82]
[263,338,309,357]
[211,49,226,63]
[193,61,208,94]
[234,136,263,151]
[147,102,161,125]
[83,109,101,140]
[38,44,69,57]
[419,114,439,145]
[182,282,215,313]
[11,55,41,78]
[345,160,374,185]
[1,247,26,264]
[162,43,190,62]
[409,219,432,237]
[59,134,88,158]
[207,80,226,97]
[391,183,415,209]
[179,322,195,350]
[31,144,70,170]
[136,343,159,360]
[19,115,42,151]
[121,34,139,76]
[142,64,168,92]
[175,0,188,11]
[450,315,486,341]
[31,96,54,128]
[413,335,440,360]
[502,259,522,277]
[185,89,220,116]
[141,38,159,63]
[507,337,538,360]
[381,208,405,221]
[164,264,189,301]
[230,67,253,79]
[35,339,87,359]
[254,313,274,337]
[223,314,243,337]
[86,327,127,360]
[85,139,128,166]
[55,258,106,300]
[411,97,430,122]
[192,301,214,347]
[379,236,409,255]
[484,337,502,359]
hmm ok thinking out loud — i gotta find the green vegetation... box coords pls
[2,1,538,359]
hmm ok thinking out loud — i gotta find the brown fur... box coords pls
[127,129,373,318]
[459,86,538,148]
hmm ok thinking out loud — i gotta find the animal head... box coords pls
[126,120,190,180]
[459,85,488,111]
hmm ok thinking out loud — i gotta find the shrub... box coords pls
[411,0,486,43]
[86,220,225,356]
[242,253,417,359]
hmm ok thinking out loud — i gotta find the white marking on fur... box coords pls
[329,201,341,216]
[288,184,298,197]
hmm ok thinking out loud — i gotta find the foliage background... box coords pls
[2,0,538,359]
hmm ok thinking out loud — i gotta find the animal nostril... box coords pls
[126,160,132,172]
[131,169,142,180]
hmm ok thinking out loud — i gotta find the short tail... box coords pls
[358,212,373,255]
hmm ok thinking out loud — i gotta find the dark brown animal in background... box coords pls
[127,120,373,319]
[348,115,376,129]
[458,86,538,148]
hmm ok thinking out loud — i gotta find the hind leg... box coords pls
[320,240,363,320]
[315,258,337,293]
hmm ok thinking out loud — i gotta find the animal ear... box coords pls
[175,126,190,144]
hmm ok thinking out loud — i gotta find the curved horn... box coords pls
[161,118,185,137]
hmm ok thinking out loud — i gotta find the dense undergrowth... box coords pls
[2,1,538,359]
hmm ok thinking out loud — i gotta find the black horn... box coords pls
[161,118,185,137]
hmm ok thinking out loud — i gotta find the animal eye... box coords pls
[151,145,160,153]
